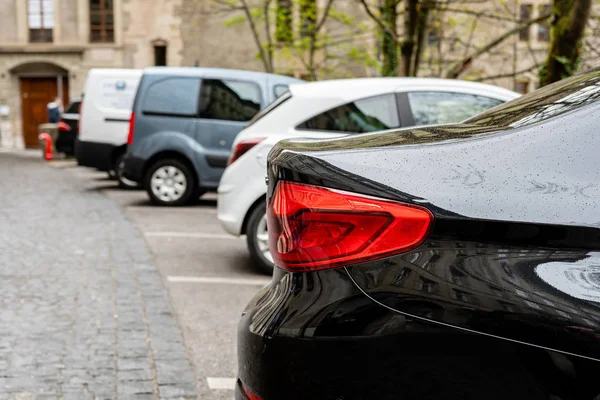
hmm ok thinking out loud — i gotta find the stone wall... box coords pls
[59,0,80,43]
[178,0,264,70]
[0,0,18,43]
[122,0,184,68]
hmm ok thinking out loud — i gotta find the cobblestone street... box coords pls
[0,152,197,399]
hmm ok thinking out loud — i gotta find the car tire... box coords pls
[246,200,274,274]
[145,158,196,206]
[115,154,140,189]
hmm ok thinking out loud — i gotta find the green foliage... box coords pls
[380,0,398,76]
[347,47,379,69]
[275,0,293,43]
[218,0,372,78]
[329,8,354,26]
[224,15,247,27]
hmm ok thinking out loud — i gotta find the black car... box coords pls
[55,98,81,156]
[237,70,600,400]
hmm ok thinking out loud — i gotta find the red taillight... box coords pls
[57,120,71,131]
[127,112,136,145]
[268,182,433,272]
[240,382,263,400]
[228,137,266,166]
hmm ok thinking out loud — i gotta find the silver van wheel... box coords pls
[150,166,187,202]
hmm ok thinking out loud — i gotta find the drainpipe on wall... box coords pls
[57,75,63,104]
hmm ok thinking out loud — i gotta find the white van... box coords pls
[75,68,142,187]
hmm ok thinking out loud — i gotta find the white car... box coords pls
[217,77,520,273]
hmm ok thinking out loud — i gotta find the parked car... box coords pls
[55,97,81,156]
[123,67,302,206]
[236,70,600,400]
[76,68,143,188]
[218,78,520,273]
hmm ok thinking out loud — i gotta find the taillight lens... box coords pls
[57,120,71,131]
[268,182,433,271]
[240,382,263,400]
[228,137,265,166]
[127,112,136,145]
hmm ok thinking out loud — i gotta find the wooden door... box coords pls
[20,78,69,148]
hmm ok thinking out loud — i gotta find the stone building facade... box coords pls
[0,0,257,149]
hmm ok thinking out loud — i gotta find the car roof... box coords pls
[142,67,302,83]
[288,77,519,101]
[88,68,143,77]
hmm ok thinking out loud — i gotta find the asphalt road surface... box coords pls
[1,150,271,400]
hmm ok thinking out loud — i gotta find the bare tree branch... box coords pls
[445,11,552,78]
[358,0,400,43]
[438,8,517,22]
[315,0,336,33]
[474,63,542,82]
[239,0,273,71]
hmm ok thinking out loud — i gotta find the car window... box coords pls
[407,91,504,126]
[297,94,400,133]
[247,91,291,127]
[198,79,262,122]
[65,101,81,114]
[274,85,289,98]
[142,77,200,116]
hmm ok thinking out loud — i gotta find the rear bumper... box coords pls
[75,139,115,171]
[238,269,564,400]
[123,155,146,183]
[55,131,77,155]
[217,157,267,236]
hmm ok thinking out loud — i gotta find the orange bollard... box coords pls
[38,132,53,161]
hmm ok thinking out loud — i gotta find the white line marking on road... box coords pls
[126,206,217,214]
[207,377,237,390]
[145,232,239,240]
[167,276,271,286]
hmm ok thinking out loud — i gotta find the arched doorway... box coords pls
[10,62,70,148]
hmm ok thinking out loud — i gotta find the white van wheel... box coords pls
[115,154,140,189]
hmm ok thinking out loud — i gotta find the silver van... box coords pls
[123,67,302,205]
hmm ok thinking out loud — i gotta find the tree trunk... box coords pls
[400,0,418,76]
[539,0,592,87]
[380,0,398,76]
[411,2,431,76]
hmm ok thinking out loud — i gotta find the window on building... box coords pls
[142,78,201,117]
[275,0,293,43]
[519,4,533,41]
[90,0,114,43]
[515,79,530,94]
[297,94,400,133]
[154,45,167,66]
[407,91,504,126]
[28,0,54,43]
[537,4,552,42]
[198,80,262,122]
